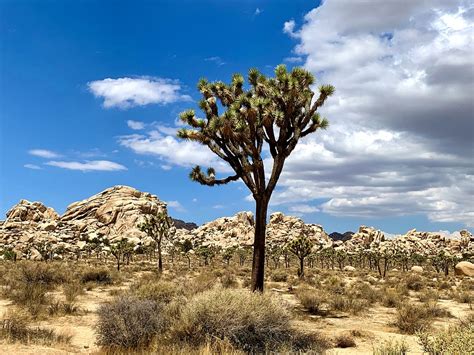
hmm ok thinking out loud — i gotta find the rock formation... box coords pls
[0,186,167,259]
[175,211,331,250]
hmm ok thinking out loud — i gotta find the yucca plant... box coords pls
[178,65,334,291]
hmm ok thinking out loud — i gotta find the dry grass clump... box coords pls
[373,339,409,355]
[418,319,474,354]
[186,272,219,294]
[295,288,326,315]
[2,262,66,317]
[0,311,71,345]
[404,274,424,291]
[96,296,164,349]
[333,333,356,348]
[330,294,368,315]
[418,288,439,302]
[394,300,450,334]
[80,268,113,284]
[170,287,327,352]
[381,288,405,308]
[349,282,379,305]
[220,272,238,289]
[132,279,183,304]
[270,269,288,282]
[452,290,473,304]
[63,281,84,303]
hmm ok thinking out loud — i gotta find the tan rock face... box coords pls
[175,211,331,251]
[455,261,474,277]
[0,186,167,259]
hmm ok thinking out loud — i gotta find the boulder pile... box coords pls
[0,186,167,259]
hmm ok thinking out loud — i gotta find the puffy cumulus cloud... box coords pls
[127,120,145,130]
[166,200,186,212]
[278,0,474,227]
[28,149,61,159]
[24,164,42,170]
[118,125,232,173]
[46,160,127,172]
[88,77,191,109]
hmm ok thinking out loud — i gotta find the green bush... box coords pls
[170,287,325,352]
[418,322,474,354]
[96,296,164,349]
[296,289,326,315]
[80,268,112,284]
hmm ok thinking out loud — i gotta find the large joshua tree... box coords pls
[177,65,334,291]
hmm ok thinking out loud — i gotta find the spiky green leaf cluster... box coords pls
[178,65,334,195]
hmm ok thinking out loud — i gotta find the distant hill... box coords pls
[172,218,198,231]
[329,231,354,242]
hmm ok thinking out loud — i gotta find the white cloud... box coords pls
[160,164,172,171]
[24,164,42,170]
[283,56,303,63]
[29,149,61,159]
[167,200,186,212]
[46,160,127,172]
[205,56,225,66]
[213,204,225,209]
[279,1,474,227]
[288,204,319,214]
[283,20,298,38]
[88,77,191,109]
[118,125,231,173]
[127,120,145,130]
[254,8,262,16]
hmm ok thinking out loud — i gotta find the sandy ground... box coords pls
[0,275,471,354]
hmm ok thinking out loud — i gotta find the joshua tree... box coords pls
[110,238,133,271]
[178,65,334,291]
[179,239,193,268]
[138,211,174,273]
[288,234,314,279]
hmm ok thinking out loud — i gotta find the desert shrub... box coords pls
[418,322,474,354]
[296,289,326,315]
[330,294,368,315]
[395,303,432,334]
[132,279,183,304]
[96,296,164,349]
[170,288,324,352]
[349,283,379,304]
[186,272,219,294]
[0,311,71,345]
[63,281,84,303]
[423,301,452,318]
[220,273,238,288]
[453,290,473,304]
[334,333,356,348]
[418,289,439,302]
[373,339,409,355]
[404,274,424,291]
[270,269,288,282]
[80,268,112,284]
[1,262,67,316]
[325,276,346,294]
[381,288,404,308]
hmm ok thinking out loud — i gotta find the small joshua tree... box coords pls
[288,234,314,279]
[138,211,174,273]
[179,239,193,269]
[110,238,133,271]
[178,65,334,291]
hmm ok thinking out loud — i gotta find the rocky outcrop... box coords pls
[0,186,168,259]
[175,211,331,250]
[455,261,474,277]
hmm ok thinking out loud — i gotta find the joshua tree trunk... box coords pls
[157,240,163,273]
[251,197,268,292]
[299,257,304,279]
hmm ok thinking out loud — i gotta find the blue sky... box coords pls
[1,0,473,234]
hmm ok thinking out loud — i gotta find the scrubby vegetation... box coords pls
[0,252,472,353]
